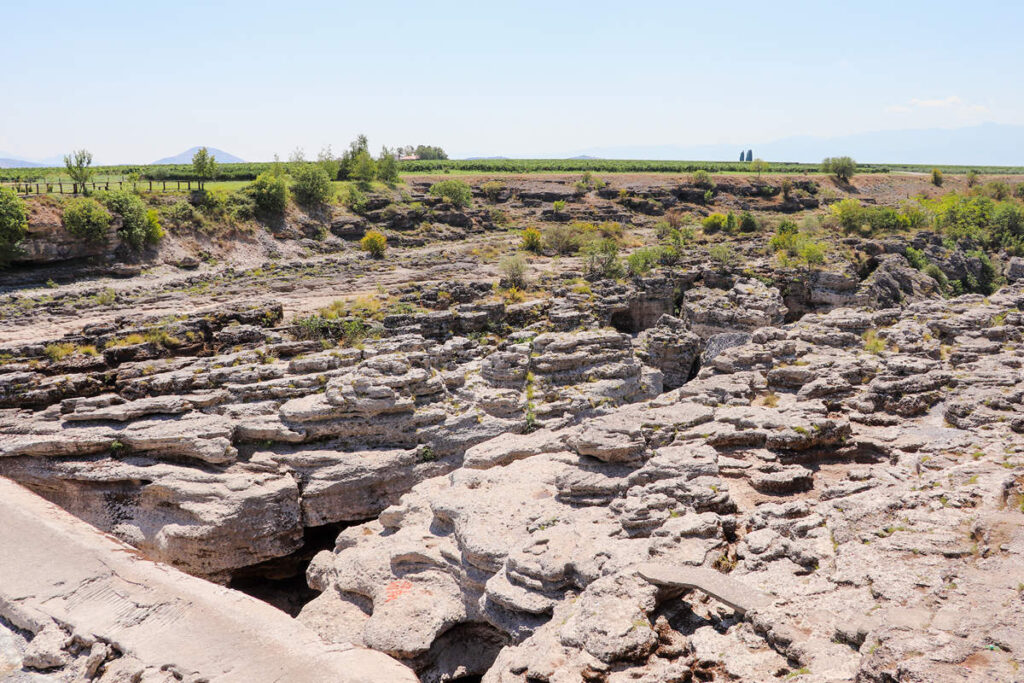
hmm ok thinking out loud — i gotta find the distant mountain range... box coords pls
[567,123,1024,166]
[0,157,44,169]
[0,146,246,168]
[152,147,245,165]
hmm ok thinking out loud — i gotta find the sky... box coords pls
[1,0,1022,163]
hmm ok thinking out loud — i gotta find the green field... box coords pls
[3,157,1023,191]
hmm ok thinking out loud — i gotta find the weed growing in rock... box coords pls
[499,253,529,289]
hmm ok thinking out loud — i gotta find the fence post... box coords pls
[59,182,63,194]
[149,180,153,191]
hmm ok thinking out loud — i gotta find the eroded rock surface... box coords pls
[301,284,1024,682]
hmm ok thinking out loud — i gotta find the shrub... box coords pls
[691,170,714,188]
[543,224,580,255]
[342,185,368,213]
[702,213,729,233]
[521,227,543,253]
[966,170,979,187]
[899,200,928,229]
[822,156,857,182]
[429,179,473,208]
[165,200,201,230]
[981,181,1010,201]
[922,263,948,291]
[225,191,256,221]
[737,211,758,233]
[799,241,826,265]
[926,194,993,243]
[904,246,928,270]
[0,188,27,264]
[360,230,387,258]
[553,200,566,213]
[968,249,1000,294]
[665,226,694,249]
[831,199,865,233]
[63,198,111,243]
[582,239,623,281]
[768,219,799,252]
[626,247,663,276]
[992,202,1024,251]
[499,253,529,289]
[781,178,793,201]
[481,181,505,202]
[708,243,737,268]
[769,220,827,267]
[291,164,334,206]
[103,190,163,248]
[192,188,229,216]
[250,172,289,216]
[931,168,944,187]
[1015,184,1024,199]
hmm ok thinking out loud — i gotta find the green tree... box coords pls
[750,158,768,179]
[376,147,399,184]
[317,146,340,180]
[0,188,28,264]
[339,135,370,179]
[192,147,217,189]
[413,145,448,160]
[822,156,856,183]
[351,151,377,188]
[63,198,111,242]
[291,164,334,206]
[64,149,94,194]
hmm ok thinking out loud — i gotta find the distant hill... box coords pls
[0,157,44,168]
[571,123,1024,166]
[152,147,245,165]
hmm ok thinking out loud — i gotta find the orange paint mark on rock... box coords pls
[384,579,413,602]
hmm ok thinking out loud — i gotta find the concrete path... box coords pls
[636,563,774,615]
[0,477,417,682]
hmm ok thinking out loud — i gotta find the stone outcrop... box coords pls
[0,477,415,682]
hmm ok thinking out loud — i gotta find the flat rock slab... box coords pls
[0,477,416,683]
[636,563,774,615]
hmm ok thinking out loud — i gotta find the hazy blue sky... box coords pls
[2,0,1021,163]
